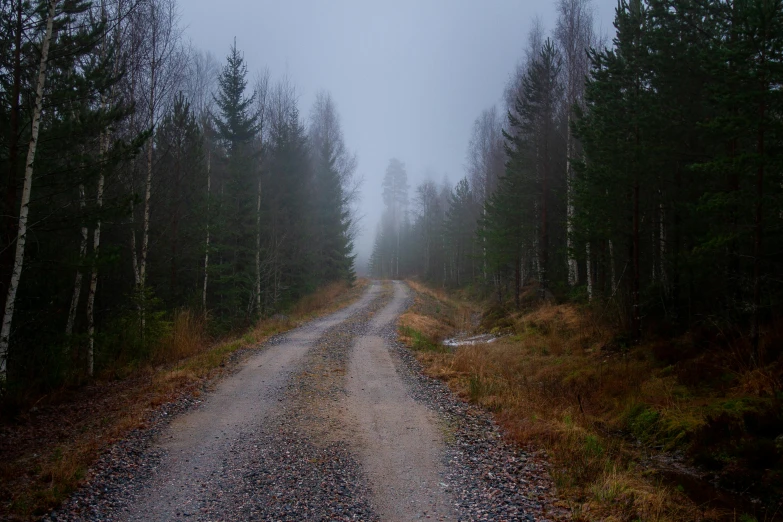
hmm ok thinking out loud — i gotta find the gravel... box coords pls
[379,288,570,522]
[45,281,569,521]
[196,285,393,521]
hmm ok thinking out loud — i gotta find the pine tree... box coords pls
[574,0,651,341]
[266,99,313,301]
[309,92,356,283]
[380,158,408,278]
[211,40,258,324]
[444,178,478,286]
[150,93,206,306]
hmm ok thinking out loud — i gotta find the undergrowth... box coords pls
[399,279,783,522]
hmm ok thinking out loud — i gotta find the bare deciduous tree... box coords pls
[555,0,596,290]
[183,48,219,316]
[131,0,184,334]
[253,69,270,315]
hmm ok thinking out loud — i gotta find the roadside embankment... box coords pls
[0,280,367,520]
[399,279,783,522]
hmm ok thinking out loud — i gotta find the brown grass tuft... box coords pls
[290,280,353,318]
[153,309,207,364]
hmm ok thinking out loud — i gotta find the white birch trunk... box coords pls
[83,0,118,374]
[0,0,56,379]
[566,113,578,286]
[255,177,262,315]
[86,154,105,377]
[66,184,89,337]
[138,62,155,335]
[202,148,211,317]
[140,127,153,288]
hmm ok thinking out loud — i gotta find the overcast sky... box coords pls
[179,0,618,271]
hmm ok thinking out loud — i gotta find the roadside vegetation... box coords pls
[366,0,783,519]
[400,279,781,522]
[0,280,365,520]
[0,1,360,415]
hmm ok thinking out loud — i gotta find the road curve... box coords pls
[345,281,456,520]
[117,282,382,520]
[50,280,562,521]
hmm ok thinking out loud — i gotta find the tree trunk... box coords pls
[66,184,89,337]
[566,113,578,286]
[0,0,57,380]
[672,166,681,323]
[540,136,549,301]
[751,77,766,365]
[130,217,140,286]
[514,256,521,308]
[2,0,24,314]
[255,177,262,315]
[659,200,666,287]
[86,145,106,377]
[586,241,593,300]
[609,239,616,294]
[632,179,641,343]
[83,0,117,375]
[170,140,181,300]
[139,76,155,336]
[203,148,211,317]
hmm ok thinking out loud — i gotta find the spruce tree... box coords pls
[211,40,258,324]
[150,93,206,306]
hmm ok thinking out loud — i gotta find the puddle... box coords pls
[442,333,502,348]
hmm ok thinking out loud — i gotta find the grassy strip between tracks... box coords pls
[0,279,368,520]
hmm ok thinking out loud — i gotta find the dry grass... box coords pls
[0,279,367,520]
[152,309,207,364]
[440,338,701,521]
[396,283,755,521]
[290,280,354,318]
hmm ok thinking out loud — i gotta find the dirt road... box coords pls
[50,281,562,521]
[345,281,455,520]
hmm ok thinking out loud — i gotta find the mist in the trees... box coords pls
[2,0,780,395]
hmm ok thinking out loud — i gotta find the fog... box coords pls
[180,0,617,271]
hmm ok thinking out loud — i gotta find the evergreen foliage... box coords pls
[370,0,783,355]
[0,3,358,391]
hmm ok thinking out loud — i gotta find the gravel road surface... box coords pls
[49,280,565,521]
[345,281,455,520]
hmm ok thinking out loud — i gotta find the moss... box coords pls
[399,325,447,353]
[625,403,661,442]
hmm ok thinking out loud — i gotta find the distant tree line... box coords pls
[0,0,358,391]
[370,0,783,355]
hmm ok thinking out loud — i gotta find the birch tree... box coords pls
[183,48,219,315]
[253,69,270,315]
[132,0,183,333]
[555,0,596,288]
[0,0,57,380]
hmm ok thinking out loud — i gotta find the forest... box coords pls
[1,0,782,519]
[0,0,358,394]
[371,0,783,357]
[368,0,783,515]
